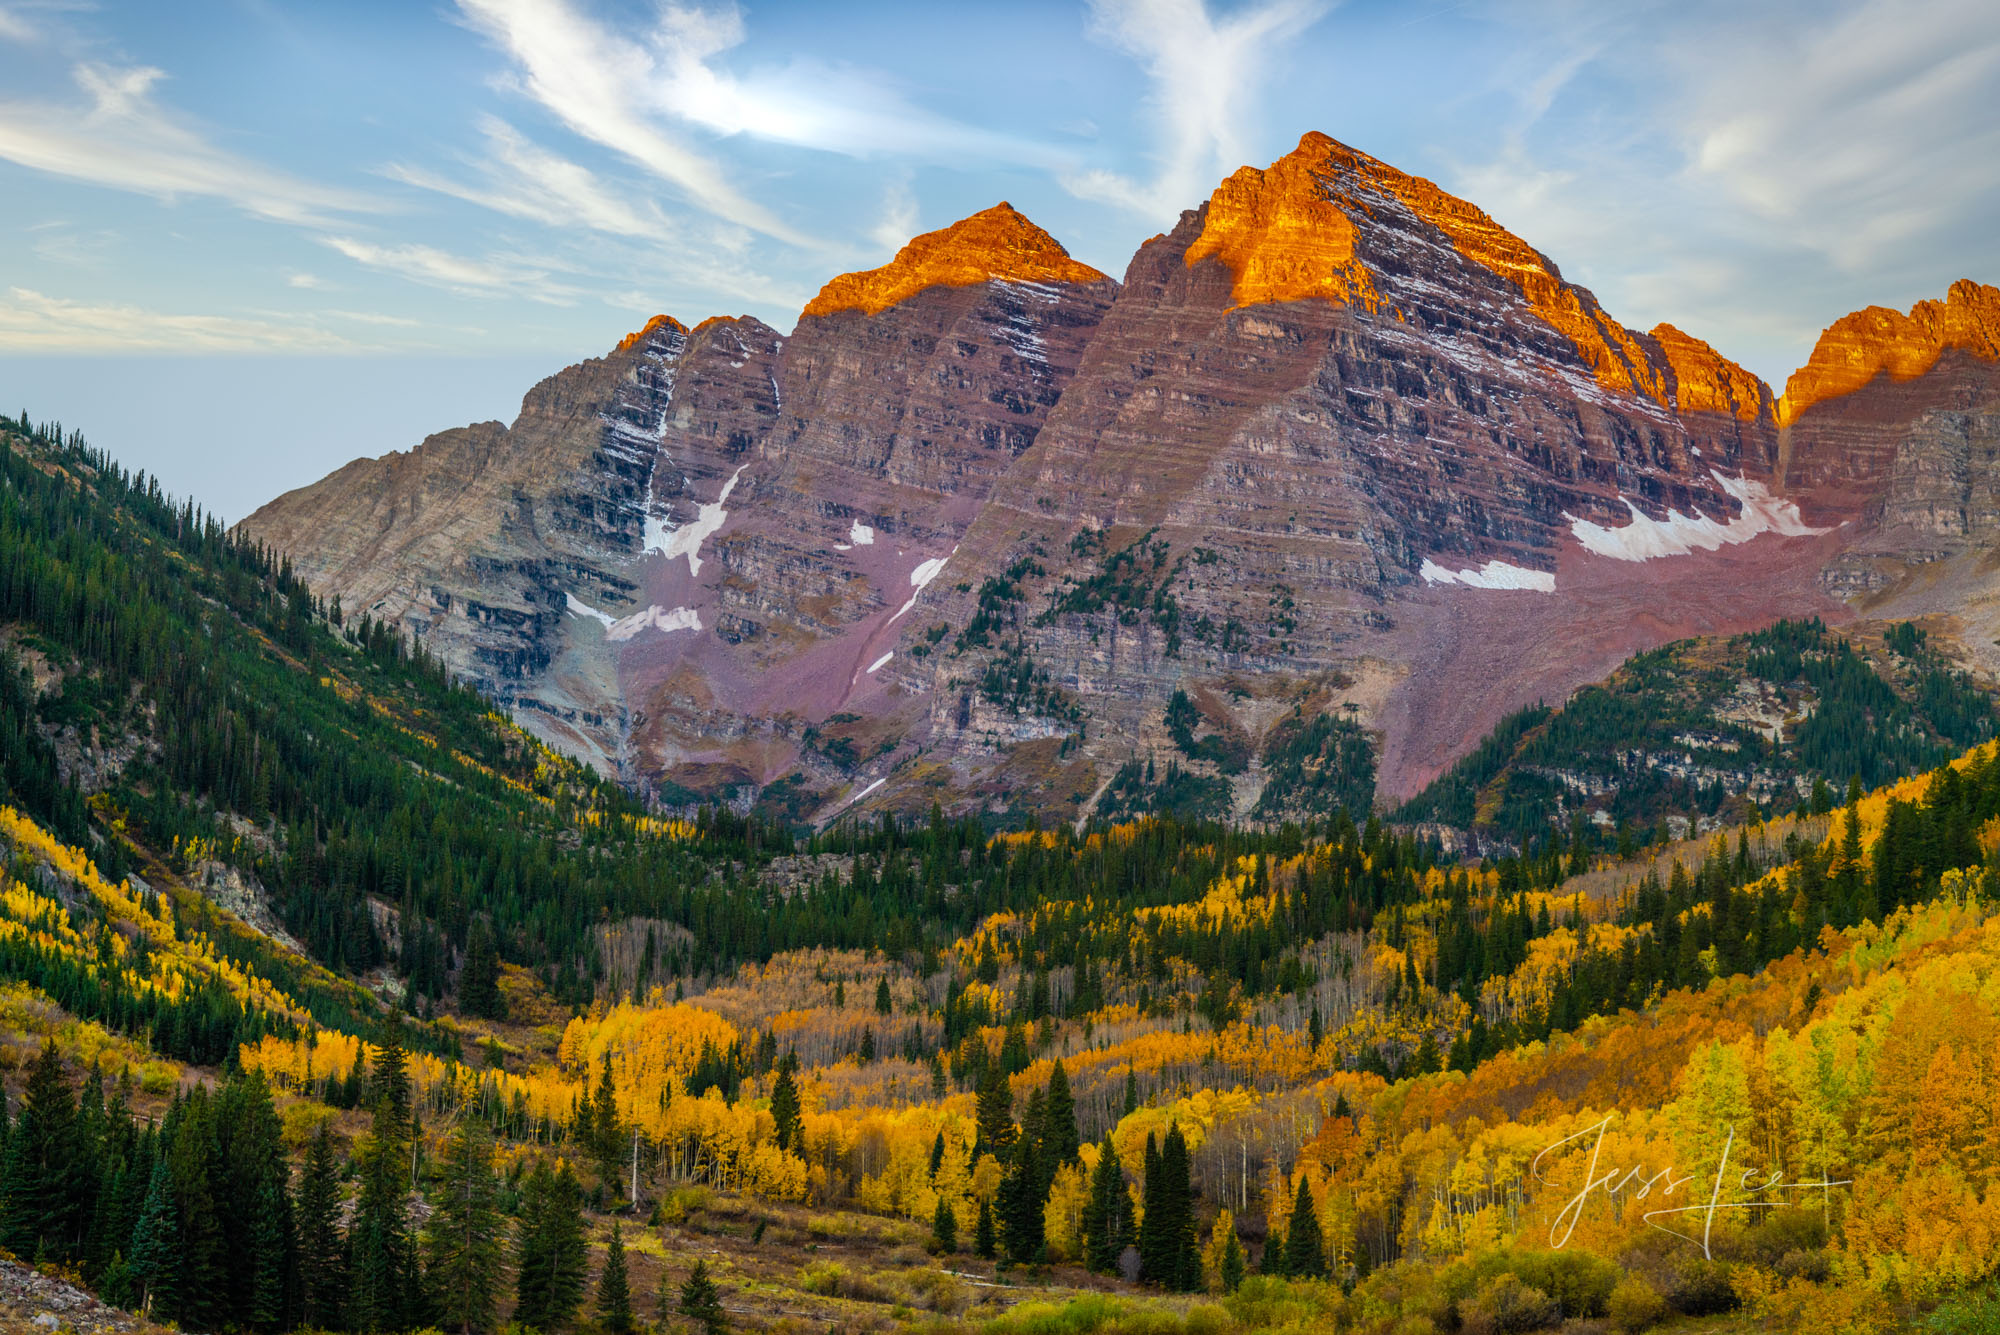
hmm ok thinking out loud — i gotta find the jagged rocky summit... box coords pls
[243,132,2000,825]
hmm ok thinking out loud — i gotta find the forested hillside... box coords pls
[1400,617,1995,850]
[5,415,2000,1334]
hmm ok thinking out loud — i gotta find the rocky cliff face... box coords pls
[243,134,2000,825]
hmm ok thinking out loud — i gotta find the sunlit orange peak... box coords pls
[1185,133,1380,313]
[1777,280,2000,426]
[614,313,687,354]
[1194,132,1667,404]
[802,203,1108,319]
[1650,323,1770,422]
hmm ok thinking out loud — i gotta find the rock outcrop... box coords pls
[242,136,1999,824]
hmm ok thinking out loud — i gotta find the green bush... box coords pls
[1666,1257,1738,1316]
[1459,1273,1559,1335]
[1506,1250,1619,1319]
[1606,1275,1667,1333]
[1923,1287,2000,1335]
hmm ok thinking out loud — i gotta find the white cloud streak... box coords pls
[320,235,582,303]
[455,0,809,244]
[0,64,380,226]
[0,287,355,352]
[644,2,1068,165]
[387,115,668,238]
[1678,0,2000,269]
[1065,0,1328,218]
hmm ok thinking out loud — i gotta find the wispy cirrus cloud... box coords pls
[0,63,380,226]
[1064,0,1329,218]
[0,286,356,352]
[320,235,582,303]
[454,0,808,244]
[641,1,1069,166]
[453,0,1070,249]
[1677,0,2000,270]
[387,115,668,239]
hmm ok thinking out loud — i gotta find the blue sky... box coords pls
[1,0,1996,519]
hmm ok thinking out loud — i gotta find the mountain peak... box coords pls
[613,313,688,354]
[1778,279,2000,425]
[1650,323,1771,421]
[802,203,1108,319]
[1187,132,1667,403]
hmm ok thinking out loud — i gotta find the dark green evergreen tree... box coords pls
[1042,1061,1078,1168]
[460,920,504,1020]
[1281,1175,1324,1279]
[350,1028,416,1332]
[0,1039,82,1260]
[426,1118,503,1334]
[126,1158,179,1318]
[997,1124,1044,1263]
[296,1123,347,1332]
[515,1160,586,1332]
[1081,1136,1127,1273]
[597,1222,633,1335]
[679,1259,727,1335]
[769,1053,801,1150]
[931,1195,958,1254]
[974,1062,1014,1157]
[973,1197,996,1259]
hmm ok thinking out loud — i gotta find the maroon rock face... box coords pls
[242,141,1999,823]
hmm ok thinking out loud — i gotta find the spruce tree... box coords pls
[1158,1125,1198,1291]
[1220,1230,1245,1293]
[127,1159,179,1317]
[0,1039,82,1261]
[931,1194,958,1253]
[974,1197,996,1259]
[593,1055,623,1185]
[426,1118,503,1334]
[515,1160,587,1331]
[597,1222,633,1334]
[164,1087,225,1332]
[769,1053,801,1150]
[461,920,504,1020]
[351,1029,417,1333]
[1281,1175,1324,1279]
[1081,1137,1127,1273]
[1042,1062,1079,1168]
[1137,1133,1165,1283]
[997,1126,1044,1263]
[296,1124,347,1331]
[974,1063,1014,1157]
[679,1259,726,1335]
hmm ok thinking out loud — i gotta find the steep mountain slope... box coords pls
[1398,616,1996,846]
[243,134,2000,830]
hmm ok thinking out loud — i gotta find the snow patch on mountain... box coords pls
[890,549,956,622]
[1568,473,1831,562]
[566,594,702,641]
[1419,558,1555,592]
[646,465,746,576]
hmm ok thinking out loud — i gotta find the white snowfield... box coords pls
[1568,473,1829,562]
[866,651,893,674]
[644,464,746,576]
[565,594,702,641]
[890,548,956,622]
[849,519,876,546]
[1420,557,1556,593]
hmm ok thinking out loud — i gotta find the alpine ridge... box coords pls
[241,132,2000,829]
